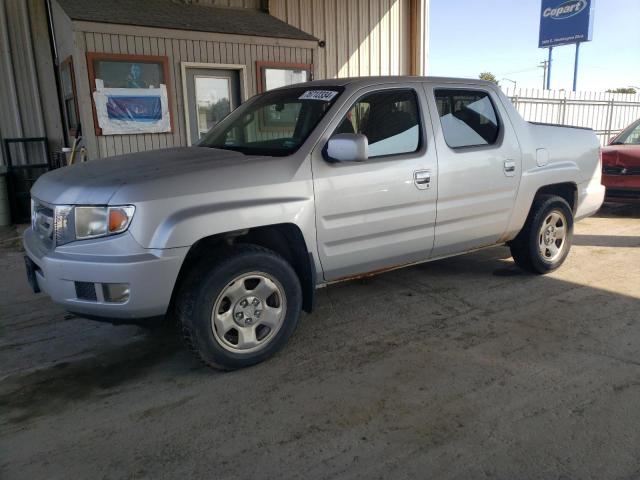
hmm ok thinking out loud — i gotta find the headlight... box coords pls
[54,205,135,245]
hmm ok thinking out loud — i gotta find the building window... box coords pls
[335,89,421,158]
[434,89,500,148]
[256,61,312,93]
[59,56,79,137]
[86,53,173,135]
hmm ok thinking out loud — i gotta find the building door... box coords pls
[184,67,241,145]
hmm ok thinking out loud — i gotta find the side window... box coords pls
[336,89,421,157]
[434,89,500,148]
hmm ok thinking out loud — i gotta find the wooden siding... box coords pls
[269,0,411,79]
[69,25,314,159]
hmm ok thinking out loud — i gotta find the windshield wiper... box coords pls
[209,145,247,154]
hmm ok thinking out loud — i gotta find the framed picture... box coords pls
[86,53,173,135]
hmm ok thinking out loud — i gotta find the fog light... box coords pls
[103,283,130,303]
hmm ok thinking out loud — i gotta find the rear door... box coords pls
[311,84,438,281]
[425,84,522,257]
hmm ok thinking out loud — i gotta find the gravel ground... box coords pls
[1,203,639,479]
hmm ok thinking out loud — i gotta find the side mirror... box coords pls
[325,133,368,162]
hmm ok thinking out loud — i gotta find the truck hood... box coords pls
[31,147,294,205]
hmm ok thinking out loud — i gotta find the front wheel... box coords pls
[176,245,302,370]
[509,195,574,274]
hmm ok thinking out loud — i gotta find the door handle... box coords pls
[504,160,516,176]
[414,170,431,189]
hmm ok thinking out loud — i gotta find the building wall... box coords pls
[0,0,64,165]
[59,21,314,159]
[269,0,412,79]
[191,0,262,8]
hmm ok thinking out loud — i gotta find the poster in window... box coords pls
[88,54,172,135]
[93,82,171,135]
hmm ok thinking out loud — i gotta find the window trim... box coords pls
[325,87,425,161]
[256,61,313,93]
[59,56,80,138]
[433,87,503,151]
[86,52,173,136]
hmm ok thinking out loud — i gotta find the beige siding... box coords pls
[269,0,411,79]
[0,0,64,165]
[66,24,314,159]
[191,0,262,8]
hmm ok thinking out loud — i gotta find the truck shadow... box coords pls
[2,244,639,429]
[595,202,640,219]
[573,234,640,248]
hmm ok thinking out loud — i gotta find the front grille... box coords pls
[75,281,97,301]
[603,165,640,176]
[32,199,55,249]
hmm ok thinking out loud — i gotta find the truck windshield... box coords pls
[198,86,344,156]
[611,119,640,145]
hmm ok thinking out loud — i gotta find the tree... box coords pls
[606,87,637,94]
[479,72,499,85]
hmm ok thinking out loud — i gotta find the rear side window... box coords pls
[434,89,500,148]
[335,89,421,157]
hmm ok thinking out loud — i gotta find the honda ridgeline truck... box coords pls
[24,77,605,369]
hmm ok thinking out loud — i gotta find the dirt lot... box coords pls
[1,203,639,479]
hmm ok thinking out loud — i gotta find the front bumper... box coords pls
[23,228,188,320]
[602,174,640,203]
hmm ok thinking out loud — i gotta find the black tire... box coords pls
[509,194,574,274]
[176,244,302,370]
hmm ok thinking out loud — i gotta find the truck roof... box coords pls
[289,76,497,89]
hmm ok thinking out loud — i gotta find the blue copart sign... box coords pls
[539,0,594,48]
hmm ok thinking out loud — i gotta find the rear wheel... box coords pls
[509,195,574,274]
[176,245,302,370]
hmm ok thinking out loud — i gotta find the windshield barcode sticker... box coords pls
[299,90,338,101]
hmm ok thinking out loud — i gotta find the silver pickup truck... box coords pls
[24,76,605,369]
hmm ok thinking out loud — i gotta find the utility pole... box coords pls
[502,78,517,91]
[538,60,548,90]
[572,43,580,92]
[546,47,553,89]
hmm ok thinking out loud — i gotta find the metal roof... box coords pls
[56,0,318,42]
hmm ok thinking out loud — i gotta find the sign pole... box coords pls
[572,42,580,92]
[546,47,553,90]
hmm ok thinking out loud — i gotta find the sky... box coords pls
[428,0,640,92]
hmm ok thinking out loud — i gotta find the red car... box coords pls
[601,118,640,203]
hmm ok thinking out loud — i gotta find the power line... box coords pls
[496,67,541,76]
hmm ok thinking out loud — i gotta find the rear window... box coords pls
[435,89,500,148]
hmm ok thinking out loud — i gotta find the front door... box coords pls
[312,84,438,281]
[185,67,241,144]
